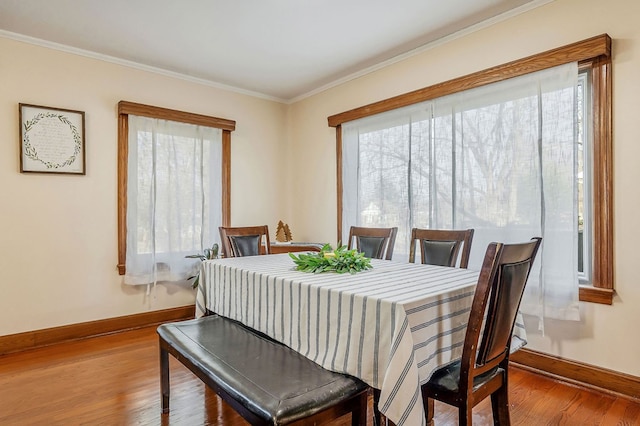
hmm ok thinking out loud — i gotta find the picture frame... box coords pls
[19,103,86,174]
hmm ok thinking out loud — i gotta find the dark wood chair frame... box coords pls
[408,228,475,268]
[219,225,271,258]
[421,237,542,426]
[347,226,398,260]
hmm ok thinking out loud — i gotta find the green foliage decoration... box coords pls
[185,243,219,288]
[289,243,372,274]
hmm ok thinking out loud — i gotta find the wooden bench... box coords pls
[158,315,369,425]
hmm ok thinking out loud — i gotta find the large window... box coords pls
[329,35,612,305]
[117,101,234,285]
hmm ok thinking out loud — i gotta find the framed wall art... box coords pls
[19,103,86,174]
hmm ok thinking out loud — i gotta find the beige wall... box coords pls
[288,0,640,377]
[0,37,288,335]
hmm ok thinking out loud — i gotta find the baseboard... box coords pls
[0,304,195,356]
[511,348,640,401]
[3,309,638,402]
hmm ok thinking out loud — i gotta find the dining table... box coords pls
[195,253,526,426]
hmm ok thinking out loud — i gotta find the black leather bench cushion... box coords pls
[158,315,368,424]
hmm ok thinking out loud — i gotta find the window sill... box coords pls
[579,285,614,304]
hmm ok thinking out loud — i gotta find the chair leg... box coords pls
[458,403,473,426]
[160,344,170,413]
[422,392,435,426]
[491,382,511,425]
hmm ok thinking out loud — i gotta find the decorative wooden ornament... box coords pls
[275,220,293,242]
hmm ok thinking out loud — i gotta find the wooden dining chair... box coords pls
[219,225,270,258]
[409,228,474,268]
[422,237,542,426]
[347,226,398,260]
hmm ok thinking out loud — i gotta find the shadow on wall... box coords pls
[522,301,596,354]
[120,276,194,299]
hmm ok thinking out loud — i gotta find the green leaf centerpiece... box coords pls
[289,243,373,274]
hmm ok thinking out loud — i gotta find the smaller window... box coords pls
[117,101,235,281]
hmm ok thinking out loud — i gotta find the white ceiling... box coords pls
[0,0,544,102]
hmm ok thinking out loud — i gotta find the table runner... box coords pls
[195,254,526,426]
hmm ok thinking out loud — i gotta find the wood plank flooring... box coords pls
[0,325,638,425]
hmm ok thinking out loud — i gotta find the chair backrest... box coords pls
[460,238,542,387]
[347,226,398,260]
[219,225,271,258]
[409,228,474,268]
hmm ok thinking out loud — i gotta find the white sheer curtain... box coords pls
[342,63,579,322]
[124,115,222,286]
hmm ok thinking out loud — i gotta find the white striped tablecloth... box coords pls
[195,254,526,426]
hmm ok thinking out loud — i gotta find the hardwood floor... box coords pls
[0,325,638,426]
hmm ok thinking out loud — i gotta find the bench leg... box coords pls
[160,344,170,413]
[351,390,369,426]
[373,388,383,426]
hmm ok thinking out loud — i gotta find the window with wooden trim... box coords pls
[117,101,234,283]
[328,34,613,305]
